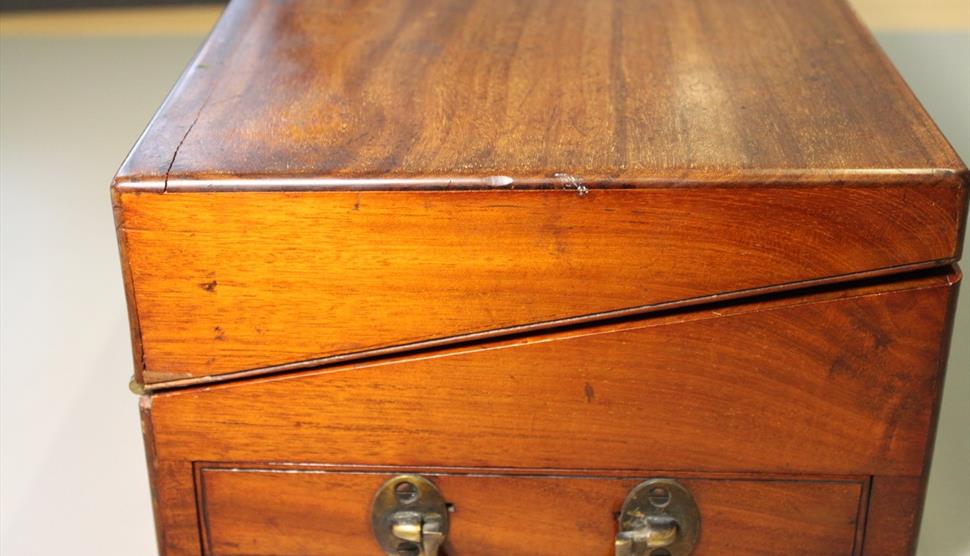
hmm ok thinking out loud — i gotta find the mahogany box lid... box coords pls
[113,0,968,388]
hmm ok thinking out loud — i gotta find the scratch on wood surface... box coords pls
[485,175,515,187]
[554,173,589,197]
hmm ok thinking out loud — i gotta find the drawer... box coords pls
[197,466,866,556]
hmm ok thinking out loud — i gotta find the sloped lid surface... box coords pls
[116,0,966,190]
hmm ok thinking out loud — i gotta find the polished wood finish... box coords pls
[140,270,959,554]
[117,1,969,553]
[199,467,865,556]
[112,0,969,386]
[117,186,965,384]
[862,477,927,556]
[115,0,964,184]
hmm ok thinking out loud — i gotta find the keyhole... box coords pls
[395,481,419,504]
[651,550,672,556]
[397,541,420,556]
[648,486,671,508]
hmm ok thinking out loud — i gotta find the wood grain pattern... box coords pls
[115,1,967,552]
[140,270,959,554]
[117,184,965,384]
[858,268,961,556]
[144,272,957,474]
[199,468,864,556]
[111,0,969,384]
[139,399,166,554]
[114,0,965,184]
[862,476,926,556]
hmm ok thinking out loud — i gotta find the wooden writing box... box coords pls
[112,1,968,554]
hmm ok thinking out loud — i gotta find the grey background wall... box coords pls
[1,3,967,555]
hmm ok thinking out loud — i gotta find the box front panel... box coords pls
[140,271,958,555]
[118,186,964,384]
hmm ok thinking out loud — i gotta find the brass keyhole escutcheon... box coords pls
[615,479,700,556]
[371,475,450,556]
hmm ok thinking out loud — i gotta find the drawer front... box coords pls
[198,467,865,556]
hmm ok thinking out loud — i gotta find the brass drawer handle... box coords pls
[371,475,449,556]
[615,479,701,556]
